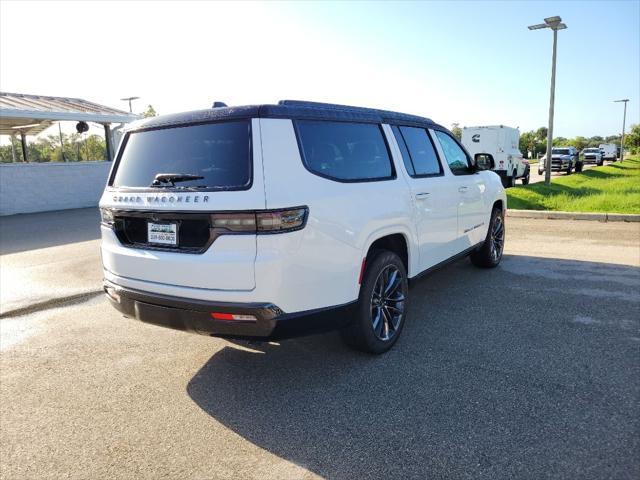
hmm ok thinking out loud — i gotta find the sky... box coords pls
[1,0,639,139]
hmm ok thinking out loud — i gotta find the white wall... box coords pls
[0,162,112,216]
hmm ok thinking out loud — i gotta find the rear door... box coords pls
[101,119,264,291]
[432,129,488,247]
[389,125,458,268]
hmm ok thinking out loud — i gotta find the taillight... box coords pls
[211,212,256,232]
[101,206,308,244]
[100,208,115,228]
[257,207,307,233]
[209,207,308,234]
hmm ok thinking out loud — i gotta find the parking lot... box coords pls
[1,209,639,479]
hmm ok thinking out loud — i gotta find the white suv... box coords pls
[100,101,506,353]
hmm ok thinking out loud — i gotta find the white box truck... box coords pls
[599,144,617,161]
[461,125,529,187]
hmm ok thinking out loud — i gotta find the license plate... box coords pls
[147,222,178,246]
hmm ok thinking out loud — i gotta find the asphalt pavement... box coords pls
[0,208,102,316]
[1,209,639,479]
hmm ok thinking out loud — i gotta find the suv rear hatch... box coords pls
[102,119,264,291]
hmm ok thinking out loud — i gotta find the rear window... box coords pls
[295,120,394,182]
[392,126,442,177]
[111,121,251,189]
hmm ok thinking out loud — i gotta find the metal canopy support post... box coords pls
[58,122,67,162]
[10,135,17,163]
[104,124,113,161]
[20,132,28,162]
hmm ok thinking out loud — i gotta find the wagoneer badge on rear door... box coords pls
[111,195,210,204]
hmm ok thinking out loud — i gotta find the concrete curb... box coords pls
[507,209,640,222]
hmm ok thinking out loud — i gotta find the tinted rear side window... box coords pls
[394,126,442,177]
[391,126,415,176]
[111,121,251,189]
[296,121,394,182]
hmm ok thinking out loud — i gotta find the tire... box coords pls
[566,163,572,175]
[522,168,530,185]
[501,173,516,188]
[597,159,603,166]
[538,169,543,176]
[470,208,505,268]
[341,250,408,354]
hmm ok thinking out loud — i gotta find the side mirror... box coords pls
[474,153,495,171]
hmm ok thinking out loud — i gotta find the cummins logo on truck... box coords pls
[472,134,480,142]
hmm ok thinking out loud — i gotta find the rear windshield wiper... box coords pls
[151,173,205,187]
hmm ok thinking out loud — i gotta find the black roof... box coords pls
[129,100,442,131]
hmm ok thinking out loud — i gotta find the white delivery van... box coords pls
[599,144,617,161]
[462,125,529,187]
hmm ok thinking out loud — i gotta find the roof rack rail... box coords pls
[279,100,376,111]
[277,100,433,123]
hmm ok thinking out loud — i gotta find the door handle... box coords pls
[458,186,469,193]
[415,192,430,200]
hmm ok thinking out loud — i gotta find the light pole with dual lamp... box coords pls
[120,96,140,113]
[528,16,567,186]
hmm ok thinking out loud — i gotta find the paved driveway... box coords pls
[1,211,638,479]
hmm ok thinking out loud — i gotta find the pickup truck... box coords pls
[581,148,604,166]
[539,147,582,175]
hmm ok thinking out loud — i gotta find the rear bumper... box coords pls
[104,280,356,340]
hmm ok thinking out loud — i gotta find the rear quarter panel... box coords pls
[258,118,417,310]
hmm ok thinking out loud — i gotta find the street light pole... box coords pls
[528,16,567,186]
[614,99,629,162]
[120,96,140,113]
[545,28,558,185]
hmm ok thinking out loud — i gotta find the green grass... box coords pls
[507,156,640,214]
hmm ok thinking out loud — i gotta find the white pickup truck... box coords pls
[461,125,529,188]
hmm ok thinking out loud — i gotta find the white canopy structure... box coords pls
[0,92,139,162]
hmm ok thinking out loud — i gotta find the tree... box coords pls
[587,136,604,148]
[142,105,158,118]
[451,123,462,140]
[519,130,536,158]
[570,136,588,151]
[0,132,107,163]
[536,127,548,141]
[625,124,640,153]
